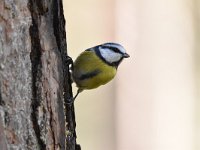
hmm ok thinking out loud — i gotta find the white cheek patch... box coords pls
[99,47,122,63]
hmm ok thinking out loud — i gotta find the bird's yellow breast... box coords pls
[72,51,117,90]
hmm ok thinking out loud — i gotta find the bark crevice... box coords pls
[28,0,45,149]
[0,83,4,106]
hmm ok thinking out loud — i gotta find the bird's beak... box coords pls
[123,53,130,58]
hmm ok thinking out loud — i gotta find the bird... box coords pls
[71,42,130,101]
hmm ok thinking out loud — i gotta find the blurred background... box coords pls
[63,0,200,150]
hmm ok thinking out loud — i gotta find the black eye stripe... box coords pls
[101,45,123,55]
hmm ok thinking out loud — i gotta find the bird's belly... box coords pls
[78,68,116,90]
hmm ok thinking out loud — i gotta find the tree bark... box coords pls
[0,0,80,149]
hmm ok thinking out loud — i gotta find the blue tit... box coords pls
[72,42,130,100]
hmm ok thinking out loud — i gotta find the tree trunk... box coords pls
[0,0,79,149]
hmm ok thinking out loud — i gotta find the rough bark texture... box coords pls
[0,0,38,149]
[0,0,80,150]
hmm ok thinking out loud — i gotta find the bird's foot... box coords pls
[63,55,74,70]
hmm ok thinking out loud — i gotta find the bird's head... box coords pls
[94,43,130,67]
